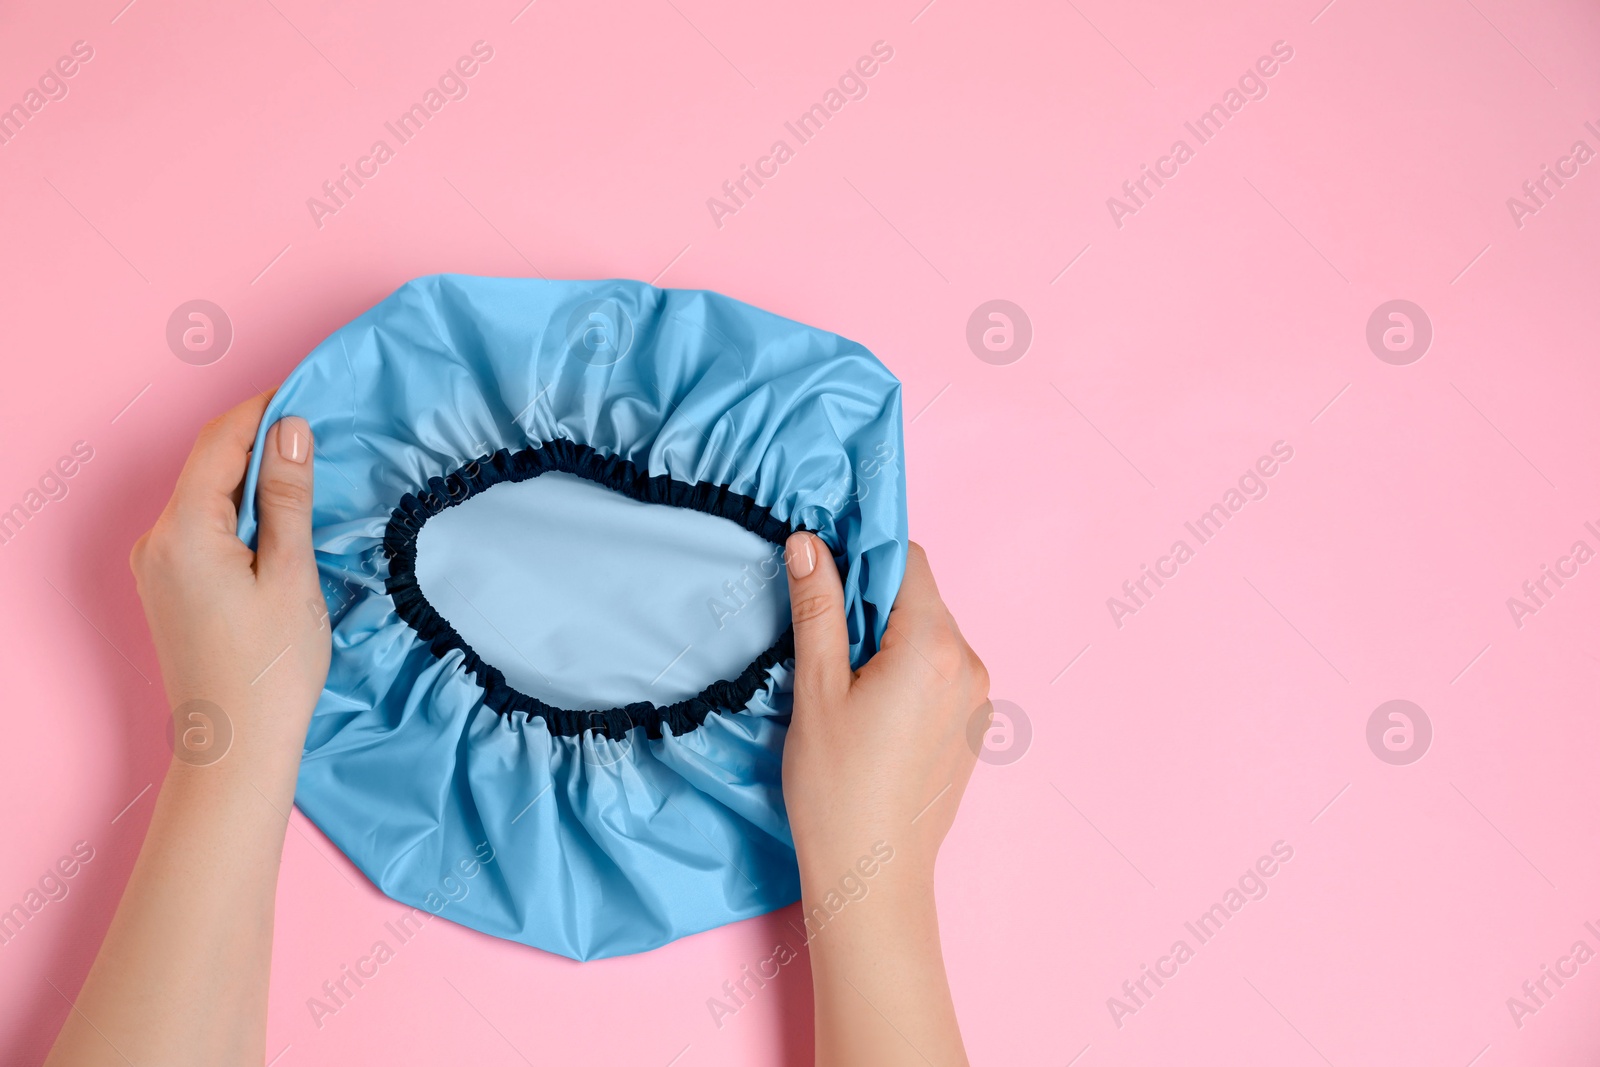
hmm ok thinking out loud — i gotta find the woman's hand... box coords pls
[130,392,330,786]
[47,393,330,1067]
[781,533,988,1067]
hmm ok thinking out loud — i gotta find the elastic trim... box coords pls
[383,439,796,740]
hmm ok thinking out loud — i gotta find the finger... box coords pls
[885,542,949,636]
[785,531,852,705]
[255,416,316,586]
[170,392,271,524]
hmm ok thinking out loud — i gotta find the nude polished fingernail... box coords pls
[278,417,311,464]
[786,533,815,579]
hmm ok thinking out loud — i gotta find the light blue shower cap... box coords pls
[236,275,906,960]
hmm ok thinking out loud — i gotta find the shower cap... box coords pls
[236,274,906,960]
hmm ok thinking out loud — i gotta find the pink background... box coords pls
[3,0,1599,1062]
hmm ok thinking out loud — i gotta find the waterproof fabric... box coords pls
[236,274,906,960]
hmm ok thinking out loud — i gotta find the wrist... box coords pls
[164,689,311,779]
[164,748,299,809]
[796,835,934,906]
[151,757,301,870]
[162,705,306,814]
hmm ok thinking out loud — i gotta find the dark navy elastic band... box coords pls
[383,439,798,739]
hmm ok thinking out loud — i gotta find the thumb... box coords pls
[784,532,852,706]
[255,416,317,586]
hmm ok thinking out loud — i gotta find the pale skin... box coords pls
[46,393,989,1067]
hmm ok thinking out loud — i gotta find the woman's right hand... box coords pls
[779,533,987,1067]
[780,535,990,885]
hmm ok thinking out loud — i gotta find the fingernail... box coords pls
[786,533,815,579]
[277,416,311,464]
